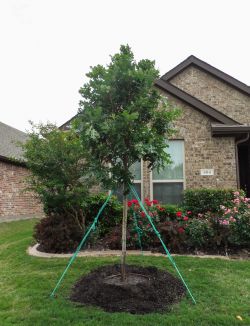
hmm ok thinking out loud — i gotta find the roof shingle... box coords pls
[0,121,27,162]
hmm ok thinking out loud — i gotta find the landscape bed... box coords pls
[0,219,250,326]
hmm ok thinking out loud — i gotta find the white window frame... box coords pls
[150,140,185,201]
[132,159,143,199]
[109,160,143,199]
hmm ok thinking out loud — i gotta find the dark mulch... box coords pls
[70,264,186,314]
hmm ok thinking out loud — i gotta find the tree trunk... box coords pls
[121,192,128,281]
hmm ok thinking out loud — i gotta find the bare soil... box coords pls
[70,264,186,314]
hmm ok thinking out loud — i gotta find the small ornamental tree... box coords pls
[22,122,94,232]
[76,45,180,280]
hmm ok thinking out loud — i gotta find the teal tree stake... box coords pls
[50,191,113,298]
[129,184,196,304]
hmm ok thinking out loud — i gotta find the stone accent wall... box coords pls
[143,94,238,199]
[0,161,44,220]
[170,66,250,124]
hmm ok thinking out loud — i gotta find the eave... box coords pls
[0,155,27,167]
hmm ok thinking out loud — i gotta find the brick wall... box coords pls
[142,91,238,199]
[0,160,44,220]
[169,66,250,124]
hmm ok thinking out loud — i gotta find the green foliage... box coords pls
[76,45,180,193]
[34,213,84,253]
[82,193,122,237]
[185,218,214,249]
[22,123,94,225]
[183,189,241,215]
[229,212,250,246]
[159,204,182,220]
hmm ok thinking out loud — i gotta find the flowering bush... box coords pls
[157,210,190,251]
[127,198,161,248]
[185,218,214,250]
[127,199,193,251]
[196,191,250,250]
[99,190,250,253]
[225,191,250,247]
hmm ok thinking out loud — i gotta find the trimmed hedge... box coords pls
[183,188,243,215]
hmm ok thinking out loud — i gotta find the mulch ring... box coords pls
[70,264,186,314]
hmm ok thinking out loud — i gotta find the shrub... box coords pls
[185,218,214,250]
[158,204,182,221]
[229,212,250,247]
[34,214,84,253]
[127,198,161,249]
[183,189,243,215]
[193,191,250,250]
[83,193,122,237]
[22,123,95,233]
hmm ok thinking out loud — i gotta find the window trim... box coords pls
[150,140,185,201]
[109,160,143,199]
[132,159,143,199]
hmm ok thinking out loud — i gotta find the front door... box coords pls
[238,139,250,196]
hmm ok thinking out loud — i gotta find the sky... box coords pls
[0,0,249,132]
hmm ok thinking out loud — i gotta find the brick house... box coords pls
[0,121,43,221]
[64,55,250,204]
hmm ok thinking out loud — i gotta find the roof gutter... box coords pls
[212,124,250,136]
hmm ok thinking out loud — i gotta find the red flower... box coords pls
[131,199,139,205]
[176,211,182,217]
[187,211,192,215]
[140,211,146,218]
[128,201,132,207]
[152,199,159,205]
[183,216,189,221]
[178,227,185,234]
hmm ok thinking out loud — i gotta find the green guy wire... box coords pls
[50,191,114,298]
[129,184,196,304]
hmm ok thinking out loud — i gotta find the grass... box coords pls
[0,219,249,326]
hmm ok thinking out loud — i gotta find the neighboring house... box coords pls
[62,55,250,204]
[0,121,43,221]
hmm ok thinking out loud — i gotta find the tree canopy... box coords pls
[76,45,180,193]
[22,123,94,224]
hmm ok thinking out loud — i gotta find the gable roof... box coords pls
[155,55,250,125]
[0,121,27,165]
[59,114,78,130]
[161,55,250,96]
[155,79,239,125]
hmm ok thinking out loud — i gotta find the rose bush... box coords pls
[124,191,250,253]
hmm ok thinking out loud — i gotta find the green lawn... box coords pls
[0,219,249,326]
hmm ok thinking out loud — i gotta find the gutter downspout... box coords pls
[235,133,250,189]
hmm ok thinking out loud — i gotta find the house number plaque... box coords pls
[200,169,214,176]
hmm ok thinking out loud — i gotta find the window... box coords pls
[113,161,142,201]
[152,140,184,204]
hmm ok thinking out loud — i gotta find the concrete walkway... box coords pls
[28,243,234,260]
